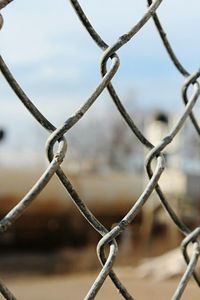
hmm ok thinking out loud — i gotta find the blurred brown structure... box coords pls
[0,164,199,255]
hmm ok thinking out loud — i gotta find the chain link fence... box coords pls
[0,0,200,299]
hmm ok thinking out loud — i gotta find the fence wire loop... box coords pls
[1,1,200,299]
[181,227,200,286]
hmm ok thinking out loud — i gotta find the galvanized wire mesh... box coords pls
[0,0,200,299]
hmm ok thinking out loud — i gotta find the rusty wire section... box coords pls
[0,0,200,299]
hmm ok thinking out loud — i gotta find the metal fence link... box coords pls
[0,0,200,299]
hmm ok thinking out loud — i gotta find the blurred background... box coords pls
[0,1,200,299]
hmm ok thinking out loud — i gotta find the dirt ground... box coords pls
[0,269,199,300]
[0,240,199,300]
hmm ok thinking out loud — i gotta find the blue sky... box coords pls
[0,0,199,166]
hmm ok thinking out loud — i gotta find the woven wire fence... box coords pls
[0,0,200,299]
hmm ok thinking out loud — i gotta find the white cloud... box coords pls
[1,0,199,71]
